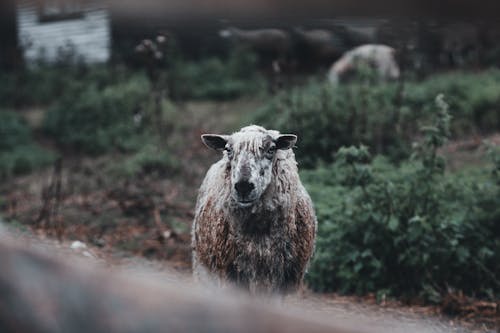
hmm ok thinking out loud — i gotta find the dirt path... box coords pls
[288,293,497,333]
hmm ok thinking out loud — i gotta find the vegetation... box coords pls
[0,47,264,109]
[253,69,500,167]
[304,96,500,301]
[0,111,55,178]
[2,53,499,305]
[106,144,179,178]
[167,48,266,101]
[0,64,134,108]
[43,73,152,155]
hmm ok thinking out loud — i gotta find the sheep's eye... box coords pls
[224,146,234,159]
[265,146,276,159]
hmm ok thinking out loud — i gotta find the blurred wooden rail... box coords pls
[0,232,366,333]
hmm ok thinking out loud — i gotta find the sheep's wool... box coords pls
[192,125,317,294]
[328,44,400,84]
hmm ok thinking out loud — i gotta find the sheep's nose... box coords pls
[235,180,255,198]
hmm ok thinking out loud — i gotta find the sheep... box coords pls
[219,27,292,92]
[330,24,377,48]
[219,27,291,62]
[327,44,400,84]
[293,27,344,63]
[192,125,317,295]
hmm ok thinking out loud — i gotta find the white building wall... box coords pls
[17,0,110,63]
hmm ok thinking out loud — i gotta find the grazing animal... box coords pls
[219,27,291,61]
[293,27,344,63]
[192,125,317,294]
[328,44,400,84]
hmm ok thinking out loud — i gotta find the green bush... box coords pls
[404,69,500,136]
[1,45,264,107]
[304,97,500,301]
[0,111,55,178]
[106,143,179,178]
[0,67,67,107]
[43,74,151,155]
[253,69,500,168]
[0,111,32,150]
[253,79,410,167]
[0,65,139,108]
[168,49,266,100]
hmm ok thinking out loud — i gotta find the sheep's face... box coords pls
[202,126,296,208]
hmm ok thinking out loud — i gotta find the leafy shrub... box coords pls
[0,68,67,107]
[43,74,151,155]
[488,144,500,183]
[168,49,266,100]
[404,69,500,136]
[0,145,55,179]
[0,64,139,108]
[253,79,410,167]
[253,69,500,168]
[0,111,32,150]
[0,111,55,178]
[106,143,179,178]
[304,96,500,301]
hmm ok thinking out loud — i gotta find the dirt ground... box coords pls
[1,100,499,332]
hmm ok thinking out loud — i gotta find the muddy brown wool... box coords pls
[192,125,317,294]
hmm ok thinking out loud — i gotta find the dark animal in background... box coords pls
[219,27,292,91]
[293,27,344,65]
[192,125,317,294]
[219,27,291,63]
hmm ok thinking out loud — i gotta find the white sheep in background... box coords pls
[328,44,400,84]
[192,125,316,295]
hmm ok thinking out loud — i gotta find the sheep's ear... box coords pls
[201,134,228,151]
[275,134,297,150]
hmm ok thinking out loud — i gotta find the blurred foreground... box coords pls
[0,225,497,333]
